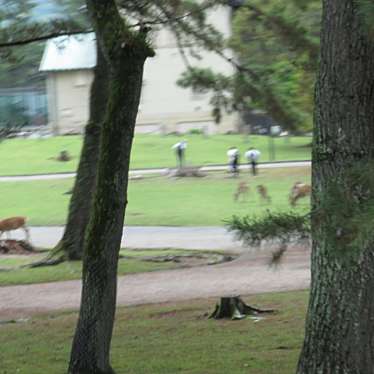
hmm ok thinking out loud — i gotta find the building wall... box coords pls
[47,70,93,134]
[46,6,239,134]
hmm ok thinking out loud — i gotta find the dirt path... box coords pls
[0,246,310,319]
[11,226,244,251]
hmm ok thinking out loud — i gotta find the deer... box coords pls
[233,181,249,202]
[256,185,271,203]
[289,182,311,206]
[0,216,29,242]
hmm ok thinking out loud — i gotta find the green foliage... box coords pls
[177,67,233,123]
[174,0,321,132]
[229,0,321,131]
[316,161,374,258]
[0,42,45,88]
[0,0,89,88]
[188,128,204,135]
[357,0,374,33]
[228,211,310,247]
[0,101,29,126]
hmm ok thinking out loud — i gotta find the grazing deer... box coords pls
[0,217,29,242]
[233,181,249,202]
[289,182,311,206]
[256,185,271,203]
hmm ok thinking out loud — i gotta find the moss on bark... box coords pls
[56,44,108,261]
[297,1,374,372]
[68,1,154,373]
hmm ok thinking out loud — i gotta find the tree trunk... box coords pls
[297,1,374,373]
[68,1,154,373]
[56,43,108,261]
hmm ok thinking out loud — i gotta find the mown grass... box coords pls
[0,167,311,226]
[0,249,219,286]
[0,290,308,373]
[0,134,311,175]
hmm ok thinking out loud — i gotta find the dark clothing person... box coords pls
[232,152,239,174]
[172,141,187,169]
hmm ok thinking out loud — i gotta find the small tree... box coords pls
[228,211,310,266]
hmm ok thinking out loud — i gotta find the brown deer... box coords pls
[0,217,29,241]
[256,185,271,203]
[289,182,311,206]
[233,181,249,202]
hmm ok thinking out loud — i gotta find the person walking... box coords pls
[245,147,261,175]
[172,140,187,169]
[227,146,240,176]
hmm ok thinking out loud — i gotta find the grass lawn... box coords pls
[0,167,311,226]
[0,134,311,176]
[0,290,308,373]
[0,249,224,286]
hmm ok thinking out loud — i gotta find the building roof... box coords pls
[39,33,97,72]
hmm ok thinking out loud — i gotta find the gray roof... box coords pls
[39,33,97,72]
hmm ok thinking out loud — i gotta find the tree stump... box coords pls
[209,297,275,320]
[57,150,71,162]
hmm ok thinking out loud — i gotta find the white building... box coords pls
[39,6,239,135]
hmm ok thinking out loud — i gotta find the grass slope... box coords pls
[0,291,308,373]
[0,134,311,175]
[0,168,310,226]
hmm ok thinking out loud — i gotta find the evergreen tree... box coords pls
[296,0,374,371]
[177,0,321,132]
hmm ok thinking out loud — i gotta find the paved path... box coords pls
[12,226,243,251]
[0,246,310,318]
[0,161,311,182]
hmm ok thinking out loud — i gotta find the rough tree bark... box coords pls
[297,1,374,373]
[55,43,108,261]
[68,0,154,373]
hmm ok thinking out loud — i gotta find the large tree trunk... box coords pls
[57,43,108,261]
[297,1,374,373]
[68,1,154,373]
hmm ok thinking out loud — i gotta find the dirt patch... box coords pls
[139,253,236,267]
[0,240,35,255]
[0,245,311,319]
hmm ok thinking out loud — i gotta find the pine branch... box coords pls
[241,2,319,66]
[0,29,92,48]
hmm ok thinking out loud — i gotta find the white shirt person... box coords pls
[245,147,261,175]
[227,147,240,175]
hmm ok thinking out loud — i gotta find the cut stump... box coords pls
[209,296,275,320]
[57,150,71,162]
